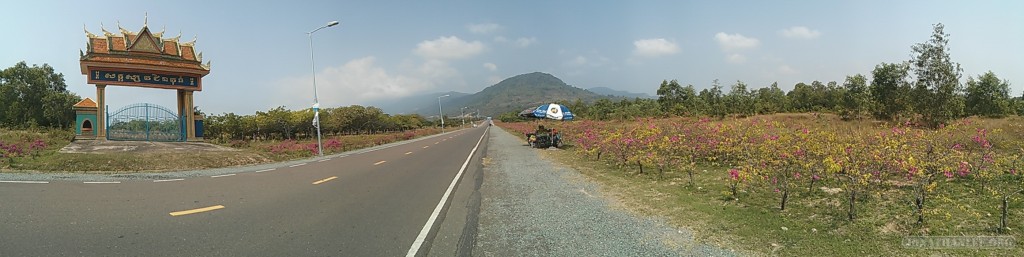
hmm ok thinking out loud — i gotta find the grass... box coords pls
[547,151,1024,256]
[525,114,1024,256]
[1,127,445,173]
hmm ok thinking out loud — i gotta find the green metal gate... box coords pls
[106,103,183,141]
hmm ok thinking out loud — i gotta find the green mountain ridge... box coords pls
[403,72,609,118]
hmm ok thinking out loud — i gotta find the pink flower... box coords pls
[728,169,740,180]
[958,161,971,177]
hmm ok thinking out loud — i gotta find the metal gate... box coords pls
[107,103,183,141]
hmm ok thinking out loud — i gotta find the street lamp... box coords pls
[461,107,468,127]
[438,94,449,133]
[308,20,340,157]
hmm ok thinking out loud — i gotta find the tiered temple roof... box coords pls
[81,21,210,73]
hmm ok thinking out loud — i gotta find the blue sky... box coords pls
[2,0,1022,115]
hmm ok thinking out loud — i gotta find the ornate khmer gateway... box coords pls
[77,17,210,142]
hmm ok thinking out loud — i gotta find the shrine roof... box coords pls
[73,98,98,108]
[81,21,210,74]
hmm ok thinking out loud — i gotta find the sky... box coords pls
[2,0,1022,115]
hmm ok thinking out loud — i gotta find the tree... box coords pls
[656,80,684,115]
[725,80,755,116]
[698,80,727,118]
[869,62,912,120]
[753,82,788,114]
[656,80,702,116]
[965,71,1012,117]
[840,74,870,120]
[787,82,812,112]
[910,23,964,126]
[0,61,80,128]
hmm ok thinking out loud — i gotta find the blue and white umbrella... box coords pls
[532,103,574,121]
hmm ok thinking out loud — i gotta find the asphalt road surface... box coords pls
[0,125,489,257]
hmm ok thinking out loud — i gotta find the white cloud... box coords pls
[632,38,680,58]
[563,55,610,68]
[468,23,501,34]
[277,57,432,107]
[416,59,460,82]
[515,37,538,47]
[726,53,747,64]
[414,36,484,60]
[494,36,507,43]
[778,64,799,75]
[780,26,821,39]
[483,62,497,71]
[714,32,760,51]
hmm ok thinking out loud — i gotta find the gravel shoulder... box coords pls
[474,127,737,256]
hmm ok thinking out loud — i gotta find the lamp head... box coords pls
[327,21,340,27]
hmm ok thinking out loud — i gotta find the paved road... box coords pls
[0,125,489,256]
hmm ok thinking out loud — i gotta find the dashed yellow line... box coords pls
[312,176,338,185]
[374,161,387,165]
[169,205,225,216]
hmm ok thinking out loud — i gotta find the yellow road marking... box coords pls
[405,152,413,155]
[423,146,429,148]
[169,205,225,216]
[374,161,387,165]
[312,176,338,185]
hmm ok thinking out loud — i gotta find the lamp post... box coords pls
[438,94,449,133]
[461,107,468,127]
[308,20,340,157]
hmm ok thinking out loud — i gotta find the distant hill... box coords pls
[587,87,654,99]
[376,72,615,118]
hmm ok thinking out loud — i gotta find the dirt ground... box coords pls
[59,140,239,154]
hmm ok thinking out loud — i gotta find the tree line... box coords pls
[0,62,81,129]
[559,24,1023,126]
[203,105,434,142]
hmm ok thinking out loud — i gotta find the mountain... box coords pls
[385,72,608,117]
[587,87,654,99]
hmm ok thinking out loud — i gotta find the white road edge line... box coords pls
[0,180,49,184]
[289,163,307,168]
[211,174,236,178]
[153,178,184,183]
[83,181,120,184]
[406,125,488,257]
[254,168,275,173]
[318,159,331,162]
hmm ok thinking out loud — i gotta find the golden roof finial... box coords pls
[84,24,97,38]
[168,30,182,42]
[153,25,166,38]
[117,20,131,35]
[100,22,115,37]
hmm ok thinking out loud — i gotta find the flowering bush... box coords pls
[501,115,1024,225]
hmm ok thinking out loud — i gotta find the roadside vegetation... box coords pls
[0,58,458,172]
[503,115,1024,256]
[0,127,445,172]
[496,24,1024,256]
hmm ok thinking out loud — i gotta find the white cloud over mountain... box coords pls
[414,36,484,60]
[780,26,821,39]
[632,38,680,58]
